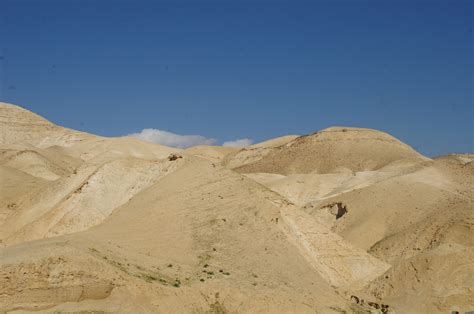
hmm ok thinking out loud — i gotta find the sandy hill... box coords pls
[0,102,178,161]
[232,127,428,175]
[184,136,299,165]
[184,145,239,163]
[0,103,181,246]
[221,135,299,169]
[241,156,473,313]
[249,135,300,149]
[0,102,96,147]
[0,102,472,313]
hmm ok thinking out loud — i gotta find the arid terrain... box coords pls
[0,102,472,313]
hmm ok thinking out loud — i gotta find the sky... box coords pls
[0,0,472,154]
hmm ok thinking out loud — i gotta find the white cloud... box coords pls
[129,128,217,148]
[129,128,254,149]
[222,138,254,147]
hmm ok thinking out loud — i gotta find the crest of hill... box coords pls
[0,102,179,161]
[183,136,300,164]
[235,126,429,175]
[0,102,96,147]
[434,153,474,166]
[184,145,239,163]
[221,135,299,169]
[249,135,300,149]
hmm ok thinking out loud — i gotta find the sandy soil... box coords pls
[0,102,472,313]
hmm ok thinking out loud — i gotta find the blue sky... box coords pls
[0,0,472,155]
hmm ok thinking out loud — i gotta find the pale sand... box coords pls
[0,102,472,313]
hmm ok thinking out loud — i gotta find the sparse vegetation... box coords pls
[7,203,16,209]
[328,306,348,313]
[208,300,227,314]
[173,279,181,287]
[142,274,158,282]
[168,154,183,161]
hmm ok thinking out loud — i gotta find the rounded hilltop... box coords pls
[0,102,95,147]
[234,126,428,175]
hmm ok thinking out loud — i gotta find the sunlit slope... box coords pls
[0,157,359,313]
[0,102,97,147]
[246,156,473,313]
[234,127,428,175]
[0,156,183,245]
[0,102,472,313]
[0,102,182,245]
[222,135,299,169]
[184,145,239,163]
[0,102,178,160]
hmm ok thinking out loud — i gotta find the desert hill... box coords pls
[0,102,178,161]
[231,127,428,175]
[249,135,300,149]
[0,102,472,313]
[240,141,472,313]
[221,135,299,169]
[184,145,239,163]
[0,102,96,147]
